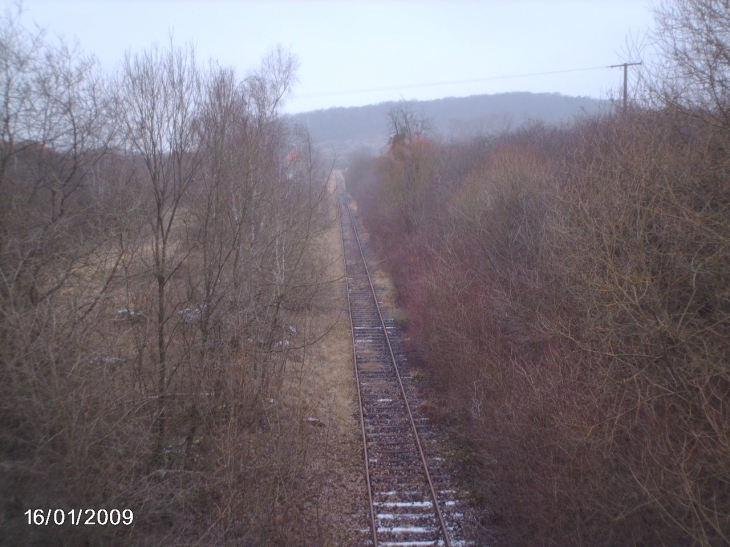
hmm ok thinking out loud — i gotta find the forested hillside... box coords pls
[346,1,730,545]
[288,92,602,159]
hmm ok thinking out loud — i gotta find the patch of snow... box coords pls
[378,526,435,533]
[379,541,438,547]
[374,501,432,507]
[178,307,202,323]
[377,513,427,520]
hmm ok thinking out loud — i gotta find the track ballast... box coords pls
[339,188,473,547]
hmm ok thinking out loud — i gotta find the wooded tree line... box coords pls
[0,6,338,546]
[347,1,730,545]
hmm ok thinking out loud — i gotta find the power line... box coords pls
[294,65,612,99]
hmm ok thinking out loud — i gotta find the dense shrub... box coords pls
[349,4,730,540]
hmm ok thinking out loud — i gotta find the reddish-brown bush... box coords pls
[350,99,730,545]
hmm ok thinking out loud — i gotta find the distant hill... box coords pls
[287,92,603,161]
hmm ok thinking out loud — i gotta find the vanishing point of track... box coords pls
[339,186,469,547]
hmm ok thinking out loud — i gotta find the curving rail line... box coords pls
[338,185,467,547]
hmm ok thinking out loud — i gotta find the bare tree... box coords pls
[649,0,730,129]
[386,99,431,146]
[0,8,133,546]
[0,2,43,193]
[116,40,204,468]
[0,11,343,540]
[245,44,299,121]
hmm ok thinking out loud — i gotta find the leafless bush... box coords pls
[353,61,730,545]
[549,111,730,545]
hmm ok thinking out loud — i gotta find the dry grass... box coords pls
[276,178,368,545]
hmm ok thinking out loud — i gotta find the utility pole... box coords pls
[609,62,642,113]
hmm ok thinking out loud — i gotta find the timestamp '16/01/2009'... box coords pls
[25,509,134,526]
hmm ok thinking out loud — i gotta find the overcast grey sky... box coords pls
[15,1,656,113]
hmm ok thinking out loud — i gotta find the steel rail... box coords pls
[340,189,453,547]
[337,189,378,546]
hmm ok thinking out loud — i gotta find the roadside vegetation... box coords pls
[347,1,730,544]
[0,5,355,545]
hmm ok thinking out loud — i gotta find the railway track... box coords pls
[338,187,472,547]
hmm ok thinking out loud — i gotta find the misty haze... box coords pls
[1,1,729,546]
